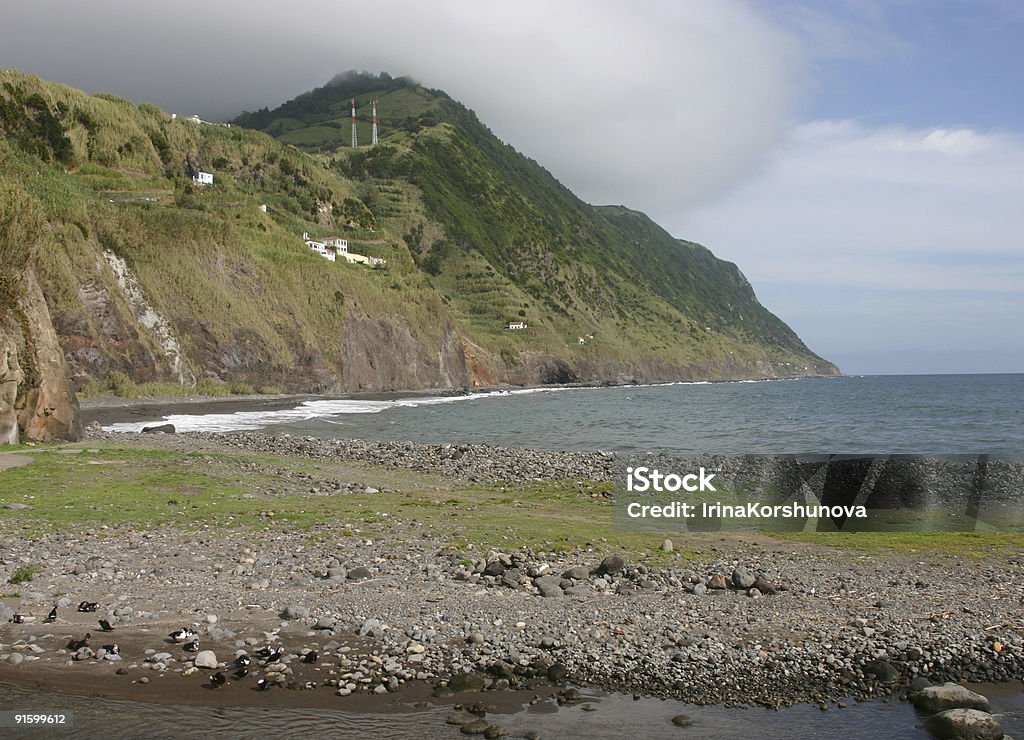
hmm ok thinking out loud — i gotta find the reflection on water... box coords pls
[3,681,1022,740]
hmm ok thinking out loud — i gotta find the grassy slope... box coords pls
[1,70,835,396]
[1,71,451,391]
[247,76,835,375]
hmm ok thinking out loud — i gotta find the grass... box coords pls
[8,565,38,584]
[3,442,1018,563]
[0,443,697,561]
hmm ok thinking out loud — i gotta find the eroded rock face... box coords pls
[0,329,25,444]
[0,269,81,442]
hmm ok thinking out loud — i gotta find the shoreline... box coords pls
[77,374,837,428]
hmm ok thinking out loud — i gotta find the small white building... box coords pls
[505,320,528,330]
[303,232,336,262]
[322,237,349,254]
[193,171,213,186]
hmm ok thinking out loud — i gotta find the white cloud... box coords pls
[678,120,1024,278]
[676,119,1024,372]
[0,0,798,213]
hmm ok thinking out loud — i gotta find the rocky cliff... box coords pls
[0,269,81,442]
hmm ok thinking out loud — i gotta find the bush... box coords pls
[9,565,38,585]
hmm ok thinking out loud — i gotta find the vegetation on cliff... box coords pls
[0,69,836,400]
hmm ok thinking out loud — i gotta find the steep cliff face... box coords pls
[338,313,469,392]
[0,270,81,442]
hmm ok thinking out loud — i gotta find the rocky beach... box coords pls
[1,427,1022,738]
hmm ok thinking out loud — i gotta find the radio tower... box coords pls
[350,99,358,148]
[371,100,379,145]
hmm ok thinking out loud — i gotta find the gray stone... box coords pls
[561,566,590,580]
[6,652,24,665]
[924,709,1003,740]
[358,618,385,639]
[193,650,218,669]
[460,719,490,735]
[862,659,899,685]
[731,566,755,589]
[671,714,694,727]
[909,677,933,694]
[142,423,175,434]
[483,560,506,577]
[691,582,708,596]
[597,554,625,575]
[281,605,310,620]
[547,662,568,683]
[501,568,523,588]
[314,616,337,630]
[448,672,486,693]
[347,566,373,581]
[534,576,564,598]
[912,682,991,714]
[661,539,674,552]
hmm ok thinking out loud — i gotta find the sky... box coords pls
[2,0,1021,374]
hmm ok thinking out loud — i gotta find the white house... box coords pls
[301,232,384,267]
[505,320,528,330]
[322,237,349,254]
[193,171,213,186]
[303,232,336,262]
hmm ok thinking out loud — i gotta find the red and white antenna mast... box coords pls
[371,100,378,145]
[350,99,358,148]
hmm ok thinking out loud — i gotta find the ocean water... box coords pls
[108,374,1024,456]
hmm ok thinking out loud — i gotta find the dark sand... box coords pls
[78,388,489,428]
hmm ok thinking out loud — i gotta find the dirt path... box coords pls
[0,451,33,472]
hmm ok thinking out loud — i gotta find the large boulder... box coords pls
[193,650,218,669]
[912,682,991,714]
[923,709,1003,740]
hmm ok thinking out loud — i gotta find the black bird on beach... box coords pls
[302,651,318,664]
[209,672,226,689]
[235,654,252,669]
[102,643,119,655]
[68,633,91,650]
[184,639,200,652]
[256,678,271,691]
[77,601,99,613]
[169,628,196,643]
[44,606,57,623]
[263,649,283,664]
[233,667,249,680]
[12,613,26,624]
[255,646,273,658]
[98,619,114,632]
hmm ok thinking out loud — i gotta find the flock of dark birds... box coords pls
[9,604,321,691]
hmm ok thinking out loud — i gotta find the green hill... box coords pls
[0,69,836,406]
